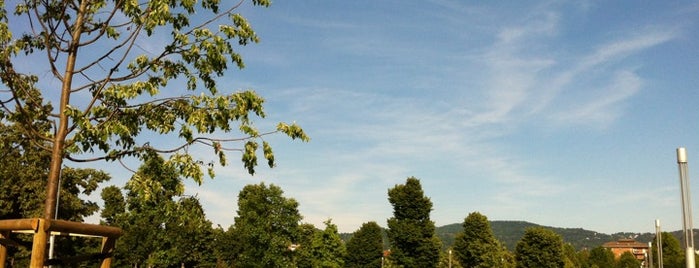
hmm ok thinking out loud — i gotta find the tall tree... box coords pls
[0,0,307,232]
[386,177,441,268]
[1,0,308,262]
[452,211,506,267]
[232,183,302,267]
[515,227,565,268]
[345,221,384,268]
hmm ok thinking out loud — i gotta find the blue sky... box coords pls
[156,0,699,234]
[44,0,699,234]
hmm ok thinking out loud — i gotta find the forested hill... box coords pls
[340,221,690,251]
[436,221,659,250]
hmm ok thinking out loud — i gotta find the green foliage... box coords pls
[515,227,565,268]
[345,221,385,268]
[294,223,319,268]
[436,220,656,252]
[101,154,216,267]
[0,122,110,266]
[587,247,615,268]
[296,219,347,268]
[437,250,463,268]
[575,248,591,268]
[386,177,441,268]
[231,183,302,267]
[211,225,242,267]
[0,122,51,219]
[452,212,507,267]
[652,232,685,268]
[617,251,641,268]
[562,243,582,268]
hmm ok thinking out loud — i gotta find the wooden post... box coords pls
[0,231,9,268]
[100,236,117,268]
[29,219,48,268]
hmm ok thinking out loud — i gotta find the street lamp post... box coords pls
[677,147,695,268]
[656,219,663,268]
[448,249,452,268]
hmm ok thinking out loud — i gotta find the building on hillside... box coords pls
[602,238,650,266]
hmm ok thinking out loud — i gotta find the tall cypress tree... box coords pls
[386,177,441,268]
[453,212,507,267]
[345,221,384,268]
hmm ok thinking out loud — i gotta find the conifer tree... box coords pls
[386,177,441,268]
[452,212,506,267]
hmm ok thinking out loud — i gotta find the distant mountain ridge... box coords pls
[340,220,692,251]
[436,220,671,251]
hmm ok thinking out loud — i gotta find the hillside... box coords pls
[341,221,691,251]
[436,221,666,250]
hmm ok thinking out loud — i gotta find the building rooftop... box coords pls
[602,239,649,249]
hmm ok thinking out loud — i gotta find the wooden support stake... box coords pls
[0,231,9,268]
[100,236,117,268]
[29,219,47,268]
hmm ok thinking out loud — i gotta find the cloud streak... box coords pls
[159,1,691,233]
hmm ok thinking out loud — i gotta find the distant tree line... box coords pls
[5,150,696,268]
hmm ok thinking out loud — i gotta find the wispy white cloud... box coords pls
[552,70,642,128]
[469,10,676,129]
[175,1,689,233]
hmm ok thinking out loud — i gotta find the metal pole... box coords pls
[648,242,653,268]
[677,147,695,268]
[657,219,663,268]
[448,249,452,268]
[48,173,61,268]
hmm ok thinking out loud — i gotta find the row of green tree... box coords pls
[2,143,691,268]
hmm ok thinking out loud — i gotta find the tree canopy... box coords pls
[452,211,507,268]
[587,246,615,268]
[297,219,347,268]
[515,227,565,268]
[617,251,641,268]
[231,182,302,267]
[345,221,384,268]
[100,153,216,267]
[386,177,441,268]
[0,121,110,266]
[653,232,685,268]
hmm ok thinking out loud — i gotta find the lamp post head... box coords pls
[678,147,688,163]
